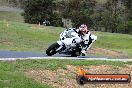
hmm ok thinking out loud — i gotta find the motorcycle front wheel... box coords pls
[46,42,60,56]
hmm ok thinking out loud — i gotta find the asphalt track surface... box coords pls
[0,50,103,58]
[0,50,132,62]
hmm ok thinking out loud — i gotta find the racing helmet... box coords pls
[79,24,88,35]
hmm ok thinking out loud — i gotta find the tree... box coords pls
[122,0,132,33]
[97,0,124,33]
[22,0,53,24]
[60,0,96,28]
[22,0,63,26]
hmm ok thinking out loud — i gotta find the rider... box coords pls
[60,24,97,56]
[78,24,97,56]
[78,24,91,56]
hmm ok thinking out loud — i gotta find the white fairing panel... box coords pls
[57,41,63,45]
[62,38,73,45]
[83,33,91,44]
[91,35,97,42]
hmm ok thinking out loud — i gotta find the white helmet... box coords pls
[79,24,88,35]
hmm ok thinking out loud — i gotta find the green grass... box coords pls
[0,11,24,22]
[1,59,130,88]
[0,20,64,52]
[0,71,51,88]
[0,59,129,88]
[0,59,127,72]
[1,59,128,71]
[93,31,132,57]
[0,60,55,88]
[15,59,127,70]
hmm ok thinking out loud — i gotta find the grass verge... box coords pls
[0,11,24,22]
[0,59,131,87]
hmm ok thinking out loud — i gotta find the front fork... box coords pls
[56,41,65,52]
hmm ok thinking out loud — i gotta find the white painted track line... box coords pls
[0,57,132,62]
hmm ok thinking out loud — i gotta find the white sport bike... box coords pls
[46,33,97,57]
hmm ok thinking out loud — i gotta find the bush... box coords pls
[49,13,63,27]
[22,0,63,27]
[62,0,95,28]
[127,21,132,34]
[116,23,126,33]
[22,0,56,25]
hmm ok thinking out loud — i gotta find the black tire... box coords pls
[71,53,78,57]
[71,44,81,57]
[76,76,87,85]
[46,42,60,56]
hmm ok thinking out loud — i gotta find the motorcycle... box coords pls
[46,37,82,57]
[46,33,97,57]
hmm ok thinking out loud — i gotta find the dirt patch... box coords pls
[88,47,128,58]
[25,66,78,88]
[0,40,12,45]
[25,65,132,88]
